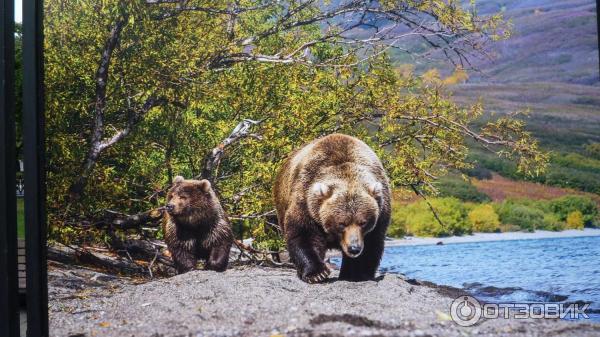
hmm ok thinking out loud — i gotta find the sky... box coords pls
[15,0,22,22]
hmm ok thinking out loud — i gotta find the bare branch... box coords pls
[198,118,264,181]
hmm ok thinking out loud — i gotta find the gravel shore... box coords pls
[47,261,600,337]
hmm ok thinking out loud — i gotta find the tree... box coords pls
[44,0,547,245]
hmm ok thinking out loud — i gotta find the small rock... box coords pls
[413,329,426,336]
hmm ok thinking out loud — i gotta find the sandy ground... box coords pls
[48,262,600,337]
[385,228,600,247]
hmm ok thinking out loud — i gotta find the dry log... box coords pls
[103,208,165,229]
[48,242,177,277]
[48,244,147,275]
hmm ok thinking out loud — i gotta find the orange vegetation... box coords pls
[472,174,600,207]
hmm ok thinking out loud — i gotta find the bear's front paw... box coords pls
[301,265,331,284]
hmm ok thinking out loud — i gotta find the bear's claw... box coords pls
[303,267,331,284]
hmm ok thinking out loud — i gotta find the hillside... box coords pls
[465,0,598,84]
[389,0,600,154]
[392,0,599,85]
[386,0,600,230]
[433,0,600,196]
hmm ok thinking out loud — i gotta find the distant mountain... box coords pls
[469,0,599,84]
[390,0,599,85]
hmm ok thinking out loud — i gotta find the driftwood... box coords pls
[48,244,148,275]
[102,208,165,229]
[48,235,177,277]
[108,234,176,275]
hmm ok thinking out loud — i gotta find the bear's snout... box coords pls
[165,203,175,214]
[347,244,362,256]
[341,224,364,258]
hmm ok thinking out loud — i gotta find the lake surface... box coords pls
[338,235,600,321]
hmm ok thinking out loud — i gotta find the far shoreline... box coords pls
[385,228,600,247]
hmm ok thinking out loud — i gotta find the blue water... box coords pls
[336,236,600,321]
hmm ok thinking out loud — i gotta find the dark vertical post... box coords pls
[597,0,600,79]
[0,0,20,336]
[23,0,48,336]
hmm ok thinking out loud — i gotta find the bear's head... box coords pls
[307,178,383,258]
[165,176,217,226]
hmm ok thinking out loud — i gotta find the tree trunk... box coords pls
[68,14,128,201]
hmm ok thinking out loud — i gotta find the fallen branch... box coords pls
[233,239,292,268]
[98,208,165,230]
[229,209,281,232]
[48,243,148,275]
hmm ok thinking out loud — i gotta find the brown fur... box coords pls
[274,134,391,283]
[163,176,233,273]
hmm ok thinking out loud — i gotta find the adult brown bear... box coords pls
[163,176,233,273]
[274,134,391,283]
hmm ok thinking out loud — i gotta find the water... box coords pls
[336,235,600,321]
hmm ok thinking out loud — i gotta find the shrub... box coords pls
[540,213,565,231]
[495,201,547,232]
[390,197,470,237]
[498,223,521,232]
[566,211,584,230]
[585,143,600,160]
[388,201,408,238]
[549,195,598,227]
[436,177,491,203]
[468,204,500,232]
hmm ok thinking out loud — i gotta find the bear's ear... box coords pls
[311,182,333,199]
[198,179,212,193]
[367,181,383,197]
[173,176,185,184]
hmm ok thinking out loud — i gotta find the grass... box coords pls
[17,197,24,238]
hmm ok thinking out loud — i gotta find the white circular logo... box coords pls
[450,295,482,327]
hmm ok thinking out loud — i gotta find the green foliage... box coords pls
[549,195,598,227]
[388,194,597,238]
[541,213,565,232]
[12,24,23,160]
[585,143,600,160]
[388,202,407,238]
[551,153,600,173]
[469,150,600,194]
[17,198,24,239]
[468,204,500,232]
[494,199,551,232]
[390,197,470,237]
[436,177,491,202]
[43,0,544,247]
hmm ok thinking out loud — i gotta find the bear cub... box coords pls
[163,176,233,273]
[274,134,391,283]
